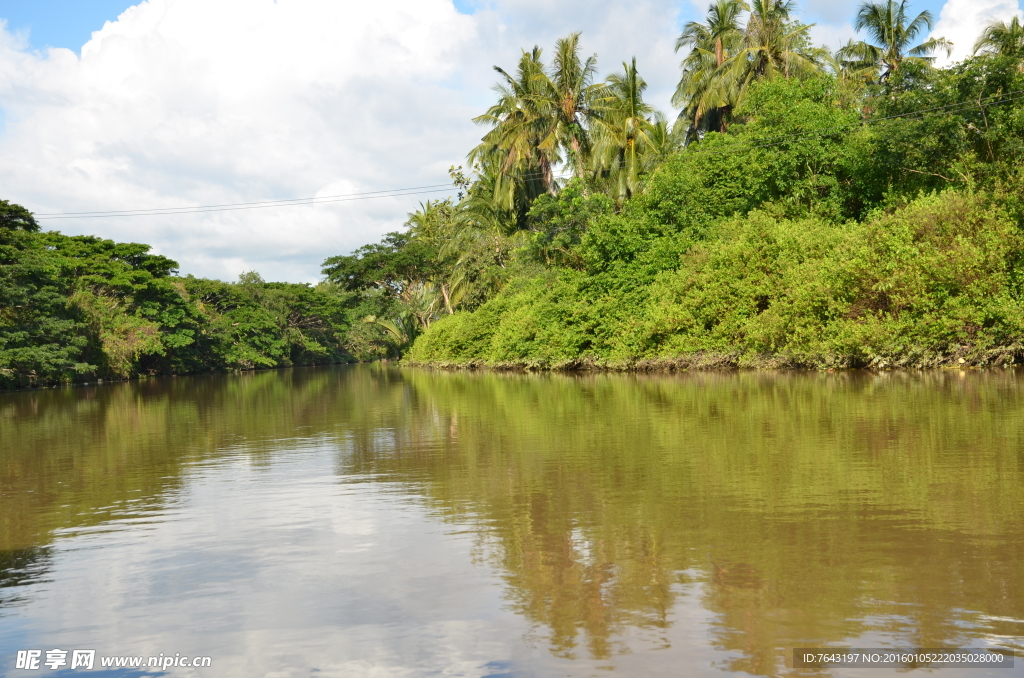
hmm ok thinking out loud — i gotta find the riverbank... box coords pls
[403,351,1019,372]
[9,61,1024,386]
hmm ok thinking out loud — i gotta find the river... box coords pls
[1,365,1021,676]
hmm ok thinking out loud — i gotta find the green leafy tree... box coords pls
[673,0,748,135]
[675,0,825,141]
[0,200,39,232]
[2,198,357,389]
[837,0,952,81]
[973,16,1024,59]
[469,33,612,229]
[469,47,557,214]
[542,32,605,177]
[525,180,615,268]
[730,0,826,83]
[592,59,664,203]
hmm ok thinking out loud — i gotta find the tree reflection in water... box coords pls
[1,366,1022,674]
[339,368,1024,670]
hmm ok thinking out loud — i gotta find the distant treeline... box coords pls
[0,203,377,390]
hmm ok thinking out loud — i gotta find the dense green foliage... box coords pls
[409,191,1024,368]
[388,44,1024,369]
[0,225,360,390]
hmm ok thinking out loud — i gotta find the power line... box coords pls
[35,184,458,220]
[34,167,575,220]
[34,170,576,220]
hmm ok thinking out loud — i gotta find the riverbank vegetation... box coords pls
[383,1,1024,369]
[6,0,1024,388]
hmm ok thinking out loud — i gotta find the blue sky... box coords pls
[2,0,952,53]
[0,1,137,51]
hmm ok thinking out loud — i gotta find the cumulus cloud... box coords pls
[0,0,479,282]
[931,0,1024,66]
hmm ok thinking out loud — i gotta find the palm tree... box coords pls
[673,0,747,134]
[470,47,558,206]
[406,199,462,314]
[674,0,825,140]
[837,0,952,81]
[469,34,610,228]
[973,16,1024,58]
[592,59,662,203]
[364,281,442,345]
[541,32,604,177]
[731,0,826,83]
[829,39,880,84]
[407,186,519,312]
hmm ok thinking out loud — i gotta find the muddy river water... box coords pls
[1,366,1021,676]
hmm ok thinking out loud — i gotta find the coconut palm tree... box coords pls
[405,199,463,314]
[469,34,612,229]
[674,0,825,140]
[730,0,826,83]
[837,0,952,82]
[541,32,604,177]
[470,34,605,194]
[469,47,559,207]
[364,281,442,345]
[973,16,1024,58]
[593,59,662,203]
[830,39,880,84]
[673,0,747,134]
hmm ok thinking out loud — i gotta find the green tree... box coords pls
[469,33,612,229]
[973,16,1024,59]
[0,200,39,232]
[829,39,881,84]
[592,59,664,203]
[675,0,825,140]
[542,32,605,177]
[673,0,748,135]
[730,0,826,83]
[470,47,557,214]
[837,0,952,81]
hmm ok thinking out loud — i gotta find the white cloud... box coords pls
[808,21,858,52]
[0,0,479,282]
[931,0,1024,66]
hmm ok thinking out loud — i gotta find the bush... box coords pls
[408,192,1024,369]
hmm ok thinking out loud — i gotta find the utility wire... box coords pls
[35,170,575,220]
[35,184,457,219]
[33,88,1022,220]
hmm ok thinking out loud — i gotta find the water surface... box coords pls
[1,366,1022,676]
